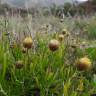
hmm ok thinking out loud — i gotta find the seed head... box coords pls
[76,57,92,71]
[62,29,67,35]
[58,34,64,41]
[49,39,60,51]
[23,37,33,49]
[15,60,23,69]
[22,47,27,53]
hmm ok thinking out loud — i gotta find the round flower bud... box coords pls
[15,60,23,69]
[76,57,92,71]
[49,39,60,51]
[23,37,33,49]
[58,34,64,41]
[22,47,27,53]
[62,29,67,35]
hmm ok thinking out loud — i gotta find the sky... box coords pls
[1,0,88,8]
[79,0,87,1]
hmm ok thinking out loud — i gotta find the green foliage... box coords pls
[0,15,96,96]
[87,21,96,39]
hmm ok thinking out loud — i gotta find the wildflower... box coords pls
[22,47,27,53]
[23,37,33,49]
[49,39,60,51]
[15,60,23,69]
[62,29,67,35]
[76,57,92,71]
[58,34,64,41]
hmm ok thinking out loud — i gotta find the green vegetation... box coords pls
[0,14,96,96]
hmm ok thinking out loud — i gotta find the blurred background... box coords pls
[0,0,96,17]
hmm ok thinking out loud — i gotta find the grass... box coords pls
[0,14,96,96]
